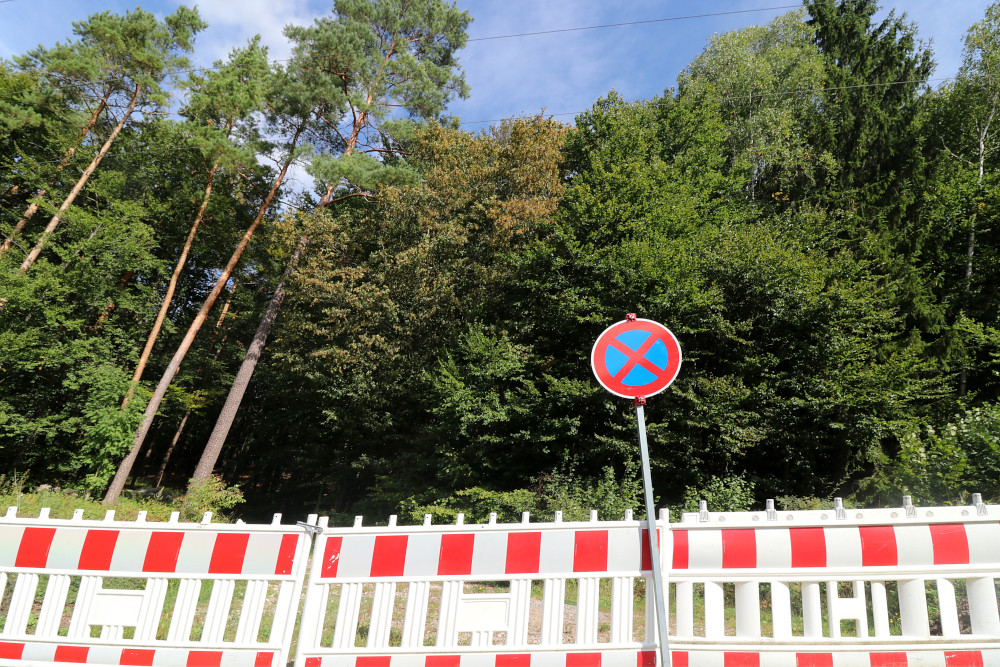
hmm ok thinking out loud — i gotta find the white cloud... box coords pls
[190,0,325,65]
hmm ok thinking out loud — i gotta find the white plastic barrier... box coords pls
[0,507,312,667]
[670,498,1000,666]
[295,511,661,667]
[2,499,999,667]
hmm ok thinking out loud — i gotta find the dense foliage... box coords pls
[3,0,1000,521]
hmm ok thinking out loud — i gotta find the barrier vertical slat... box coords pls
[235,579,269,644]
[436,580,461,647]
[273,580,301,647]
[541,578,565,645]
[610,576,632,644]
[802,582,823,638]
[202,579,235,643]
[368,582,396,647]
[937,578,960,638]
[827,580,868,638]
[67,576,99,639]
[135,578,168,641]
[968,576,1000,636]
[871,581,890,638]
[899,578,930,639]
[0,573,6,628]
[770,581,791,640]
[167,579,202,643]
[577,577,600,645]
[401,580,429,648]
[333,582,363,649]
[644,575,654,644]
[675,581,693,639]
[704,581,724,640]
[510,578,532,646]
[5,574,39,634]
[297,558,329,658]
[36,574,70,636]
[735,581,760,639]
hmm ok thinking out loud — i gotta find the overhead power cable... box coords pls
[10,4,804,83]
[466,6,799,41]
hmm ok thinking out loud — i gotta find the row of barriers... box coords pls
[0,498,998,666]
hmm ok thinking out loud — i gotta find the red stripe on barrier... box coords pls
[275,534,299,575]
[305,659,322,667]
[0,642,25,659]
[426,656,460,667]
[722,529,756,569]
[54,646,89,663]
[724,653,760,667]
[255,651,274,666]
[870,653,908,667]
[187,650,223,666]
[796,654,833,667]
[931,524,970,565]
[789,527,826,568]
[79,530,119,570]
[574,531,609,572]
[860,526,898,567]
[371,535,408,577]
[321,536,343,577]
[671,653,689,667]
[506,532,541,573]
[640,529,660,570]
[497,655,531,666]
[945,651,985,667]
[439,533,475,575]
[637,651,656,667]
[672,530,688,569]
[121,648,155,665]
[357,657,391,667]
[209,533,250,574]
[143,532,184,572]
[566,653,601,667]
[15,527,56,568]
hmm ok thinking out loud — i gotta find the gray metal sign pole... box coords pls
[635,398,671,667]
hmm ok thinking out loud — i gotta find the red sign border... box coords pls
[591,318,682,399]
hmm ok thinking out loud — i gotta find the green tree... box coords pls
[678,9,834,206]
[8,7,206,273]
[187,0,472,490]
[805,0,933,198]
[120,38,272,409]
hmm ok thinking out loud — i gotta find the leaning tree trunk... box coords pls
[19,85,142,273]
[122,160,220,408]
[189,234,309,486]
[102,122,305,505]
[0,95,108,257]
[157,282,239,487]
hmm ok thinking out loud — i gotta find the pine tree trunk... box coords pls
[19,87,141,273]
[190,234,309,485]
[156,410,190,488]
[155,283,239,488]
[102,122,305,506]
[122,161,220,407]
[0,97,108,257]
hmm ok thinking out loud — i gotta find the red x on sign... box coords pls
[591,317,682,399]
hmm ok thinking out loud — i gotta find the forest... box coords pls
[3,0,1000,523]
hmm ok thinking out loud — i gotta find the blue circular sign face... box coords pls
[591,318,682,399]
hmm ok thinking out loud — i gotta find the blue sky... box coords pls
[0,0,992,128]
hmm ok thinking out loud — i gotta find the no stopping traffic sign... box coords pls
[591,317,682,399]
